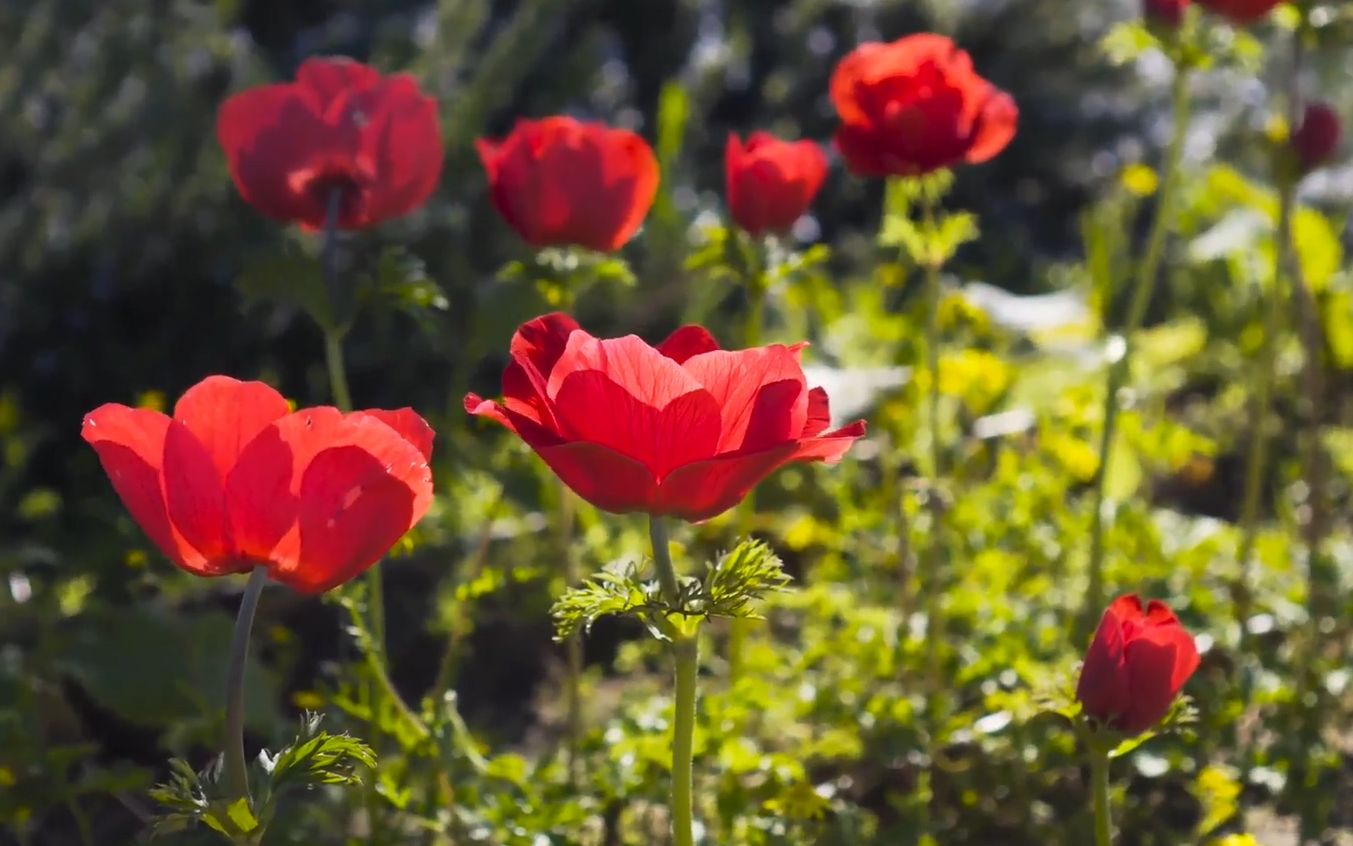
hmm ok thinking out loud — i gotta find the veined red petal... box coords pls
[361,408,435,462]
[548,332,706,409]
[657,325,722,364]
[652,443,800,522]
[172,376,291,479]
[788,420,867,463]
[161,420,235,564]
[81,404,221,575]
[533,441,658,514]
[803,387,832,437]
[681,346,808,452]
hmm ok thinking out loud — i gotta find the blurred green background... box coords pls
[3,0,1353,844]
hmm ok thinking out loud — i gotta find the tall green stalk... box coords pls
[1090,751,1113,846]
[1084,67,1192,634]
[224,566,269,803]
[650,516,697,846]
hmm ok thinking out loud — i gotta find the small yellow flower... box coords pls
[1121,163,1159,198]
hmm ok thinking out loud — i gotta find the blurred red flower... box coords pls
[83,376,434,594]
[725,132,828,237]
[1076,595,1201,736]
[477,117,660,252]
[217,57,442,230]
[1144,0,1189,27]
[830,34,1017,177]
[1292,102,1342,172]
[1196,0,1281,24]
[465,313,865,522]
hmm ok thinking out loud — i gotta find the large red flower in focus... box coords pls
[1196,0,1281,24]
[465,313,866,522]
[217,57,442,230]
[1076,595,1201,736]
[83,376,435,594]
[725,132,829,237]
[830,34,1017,177]
[476,117,660,252]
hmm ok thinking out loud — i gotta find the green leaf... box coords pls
[1099,21,1160,66]
[256,712,375,810]
[701,539,792,619]
[364,245,449,316]
[236,252,335,333]
[550,562,661,641]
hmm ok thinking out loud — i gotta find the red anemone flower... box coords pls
[464,313,866,522]
[83,376,435,594]
[725,132,829,237]
[476,117,660,252]
[830,34,1018,177]
[1076,595,1201,736]
[217,57,442,230]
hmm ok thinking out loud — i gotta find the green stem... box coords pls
[558,479,584,782]
[1091,751,1113,846]
[323,332,354,413]
[671,634,698,846]
[650,515,696,846]
[1084,67,1191,633]
[224,566,269,803]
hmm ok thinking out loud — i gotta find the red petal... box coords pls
[172,376,291,479]
[1119,635,1190,734]
[81,405,222,575]
[217,84,329,224]
[681,346,808,452]
[509,312,582,400]
[534,441,658,514]
[295,57,381,107]
[358,75,443,225]
[548,332,706,409]
[552,371,721,478]
[788,419,866,463]
[657,325,722,364]
[286,445,420,593]
[965,88,1018,164]
[1075,600,1132,726]
[161,420,234,564]
[803,387,832,437]
[361,408,435,462]
[652,443,800,522]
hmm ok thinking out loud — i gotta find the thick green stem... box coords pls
[1084,67,1191,633]
[650,515,697,846]
[224,566,269,802]
[671,634,698,846]
[1091,751,1113,846]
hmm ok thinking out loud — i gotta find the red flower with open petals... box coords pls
[476,117,660,252]
[830,34,1017,177]
[1076,595,1201,736]
[83,376,434,594]
[725,132,829,237]
[1196,0,1281,24]
[217,57,442,230]
[465,314,866,522]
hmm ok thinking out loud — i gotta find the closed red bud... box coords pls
[1076,595,1201,736]
[725,132,828,237]
[1196,0,1281,24]
[1144,0,1189,27]
[1292,103,1342,173]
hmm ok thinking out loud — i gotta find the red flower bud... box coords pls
[830,33,1017,177]
[83,376,434,594]
[1076,595,1201,736]
[1196,0,1282,24]
[725,132,828,237]
[465,313,865,522]
[216,57,442,230]
[476,117,660,252]
[1292,102,1342,173]
[1144,0,1189,27]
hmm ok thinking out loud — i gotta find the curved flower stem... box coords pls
[650,515,696,846]
[224,566,269,803]
[1090,750,1113,846]
[1084,67,1191,636]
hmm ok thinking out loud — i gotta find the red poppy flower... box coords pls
[476,117,660,252]
[1144,0,1189,27]
[1196,0,1281,24]
[1292,102,1342,173]
[830,34,1017,177]
[725,132,829,237]
[464,313,866,522]
[83,376,435,594]
[217,57,442,230]
[1076,595,1201,736]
